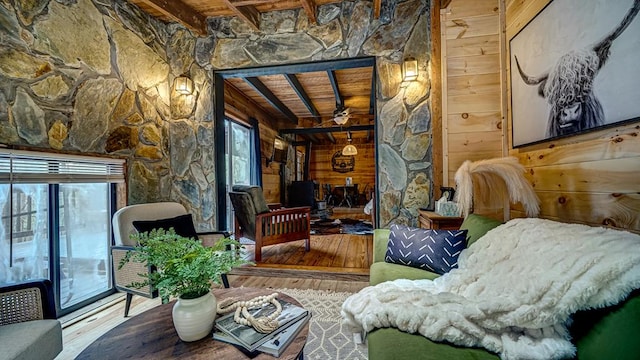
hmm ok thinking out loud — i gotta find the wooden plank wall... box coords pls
[441,0,504,217]
[504,0,640,232]
[309,141,376,202]
[224,83,282,203]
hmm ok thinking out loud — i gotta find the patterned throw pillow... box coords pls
[385,224,468,275]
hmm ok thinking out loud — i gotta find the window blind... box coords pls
[0,149,125,184]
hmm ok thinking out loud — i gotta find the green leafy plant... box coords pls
[120,229,250,300]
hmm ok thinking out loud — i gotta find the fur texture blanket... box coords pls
[341,218,640,359]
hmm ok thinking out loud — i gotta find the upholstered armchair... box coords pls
[0,280,62,360]
[111,202,231,317]
[229,185,311,262]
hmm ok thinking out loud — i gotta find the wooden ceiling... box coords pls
[224,65,376,143]
[127,0,383,35]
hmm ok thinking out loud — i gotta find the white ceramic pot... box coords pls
[172,291,217,342]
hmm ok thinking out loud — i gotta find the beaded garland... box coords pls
[217,292,283,333]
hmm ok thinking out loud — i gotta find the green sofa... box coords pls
[368,214,640,360]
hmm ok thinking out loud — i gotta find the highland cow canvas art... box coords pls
[510,0,640,147]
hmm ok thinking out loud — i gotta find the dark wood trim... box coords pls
[228,264,369,281]
[431,0,443,208]
[327,70,343,108]
[284,73,321,122]
[136,0,207,35]
[214,72,228,231]
[244,77,298,123]
[369,67,376,115]
[304,141,311,181]
[280,124,374,135]
[215,57,375,79]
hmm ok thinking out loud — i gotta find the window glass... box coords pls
[59,184,111,308]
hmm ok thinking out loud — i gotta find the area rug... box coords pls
[273,288,367,360]
[310,218,373,235]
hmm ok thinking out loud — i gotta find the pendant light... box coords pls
[342,131,358,156]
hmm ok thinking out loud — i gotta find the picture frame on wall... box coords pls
[509,0,640,148]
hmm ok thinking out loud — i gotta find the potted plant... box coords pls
[120,229,250,341]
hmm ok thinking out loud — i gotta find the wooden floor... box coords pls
[231,206,373,281]
[57,207,373,359]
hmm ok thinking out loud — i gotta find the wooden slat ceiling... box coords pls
[128,0,382,35]
[126,0,378,143]
[225,67,375,142]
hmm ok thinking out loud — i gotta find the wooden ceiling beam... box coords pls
[440,0,452,9]
[244,77,298,124]
[327,70,343,108]
[280,124,374,135]
[326,132,336,143]
[222,0,260,31]
[299,0,317,24]
[284,73,321,123]
[136,0,207,36]
[372,0,381,19]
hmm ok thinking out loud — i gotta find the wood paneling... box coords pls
[441,0,505,216]
[505,0,640,232]
[309,143,375,195]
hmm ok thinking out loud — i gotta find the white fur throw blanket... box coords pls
[341,218,640,360]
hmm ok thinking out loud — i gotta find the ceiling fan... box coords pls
[332,105,351,125]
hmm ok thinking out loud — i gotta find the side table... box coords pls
[418,210,464,230]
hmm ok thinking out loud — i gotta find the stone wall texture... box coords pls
[0,0,433,229]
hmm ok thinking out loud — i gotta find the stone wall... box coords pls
[206,0,433,227]
[0,0,433,229]
[0,0,216,230]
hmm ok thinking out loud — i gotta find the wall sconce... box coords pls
[342,131,358,156]
[403,57,418,82]
[174,75,194,95]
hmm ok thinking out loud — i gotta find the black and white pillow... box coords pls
[385,224,468,275]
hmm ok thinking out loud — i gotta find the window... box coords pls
[224,119,257,229]
[0,150,124,316]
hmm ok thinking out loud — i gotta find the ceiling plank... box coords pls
[244,77,298,124]
[299,0,317,24]
[372,0,381,19]
[280,124,374,135]
[222,0,261,31]
[327,70,343,108]
[440,0,452,9]
[284,74,321,122]
[136,0,207,35]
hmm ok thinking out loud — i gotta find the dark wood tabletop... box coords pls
[76,287,308,360]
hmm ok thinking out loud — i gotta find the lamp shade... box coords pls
[403,57,418,81]
[342,144,358,156]
[174,76,194,95]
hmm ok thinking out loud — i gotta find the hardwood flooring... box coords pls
[57,207,373,359]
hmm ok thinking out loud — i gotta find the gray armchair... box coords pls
[111,202,231,317]
[229,185,311,262]
[0,279,62,360]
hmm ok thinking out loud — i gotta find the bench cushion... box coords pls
[0,320,62,360]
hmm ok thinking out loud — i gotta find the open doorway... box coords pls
[213,57,378,231]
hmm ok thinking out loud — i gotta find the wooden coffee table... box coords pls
[76,288,309,359]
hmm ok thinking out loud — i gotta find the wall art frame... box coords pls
[509,0,640,148]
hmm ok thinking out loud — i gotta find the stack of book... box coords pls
[213,298,311,357]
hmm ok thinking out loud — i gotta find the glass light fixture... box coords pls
[174,76,194,95]
[342,144,358,156]
[342,131,358,155]
[333,106,350,125]
[403,57,419,82]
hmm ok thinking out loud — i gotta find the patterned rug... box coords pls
[310,218,374,235]
[275,288,367,360]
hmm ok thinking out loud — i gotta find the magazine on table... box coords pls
[214,298,308,351]
[213,312,311,357]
